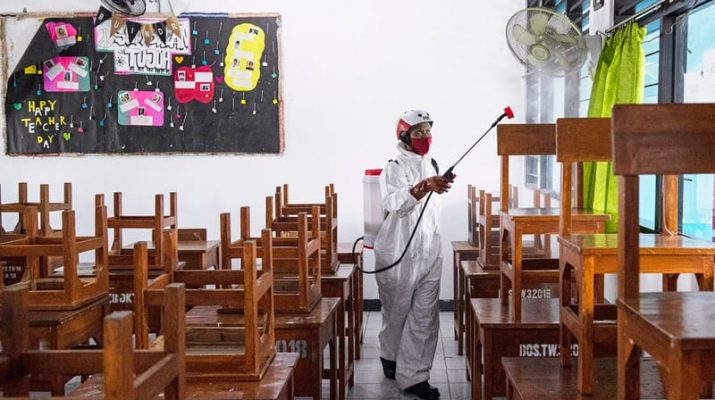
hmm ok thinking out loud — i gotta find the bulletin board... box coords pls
[3,12,283,155]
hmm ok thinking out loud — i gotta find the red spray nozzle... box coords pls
[504,106,514,119]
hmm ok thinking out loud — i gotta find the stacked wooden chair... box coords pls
[135,211,277,382]
[106,192,178,267]
[0,183,73,282]
[269,184,338,274]
[0,205,108,311]
[95,193,178,314]
[225,204,321,313]
[0,283,186,399]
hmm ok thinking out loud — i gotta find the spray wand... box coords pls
[354,106,515,274]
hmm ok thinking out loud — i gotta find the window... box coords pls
[523,0,590,200]
[679,0,715,242]
[639,19,661,231]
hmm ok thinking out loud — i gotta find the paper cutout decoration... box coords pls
[94,6,113,27]
[174,66,214,103]
[45,21,78,52]
[117,90,165,126]
[42,56,90,92]
[95,17,191,76]
[224,23,265,91]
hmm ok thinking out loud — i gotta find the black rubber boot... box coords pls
[405,381,440,400]
[379,357,396,380]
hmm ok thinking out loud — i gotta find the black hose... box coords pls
[352,192,434,274]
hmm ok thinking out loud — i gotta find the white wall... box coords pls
[0,0,526,300]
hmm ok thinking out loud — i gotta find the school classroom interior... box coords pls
[0,0,715,399]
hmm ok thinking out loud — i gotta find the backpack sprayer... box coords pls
[354,106,515,274]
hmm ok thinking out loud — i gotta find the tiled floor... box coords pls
[334,311,472,400]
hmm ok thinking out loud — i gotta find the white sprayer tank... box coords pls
[362,169,383,249]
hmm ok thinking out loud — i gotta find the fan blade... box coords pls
[548,32,578,45]
[527,54,548,69]
[529,12,549,35]
[512,24,537,46]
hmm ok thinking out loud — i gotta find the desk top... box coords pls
[25,296,108,326]
[559,233,715,256]
[337,242,362,256]
[451,241,479,252]
[471,298,560,328]
[501,208,609,222]
[461,260,495,276]
[69,352,300,399]
[186,297,340,329]
[502,357,665,399]
[619,292,715,350]
[321,263,355,281]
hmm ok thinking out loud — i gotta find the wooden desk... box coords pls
[462,260,558,381]
[126,240,220,270]
[71,352,299,400]
[27,297,109,394]
[500,207,607,320]
[469,298,590,400]
[321,264,356,400]
[559,233,715,394]
[502,357,665,400]
[186,297,340,400]
[451,240,479,356]
[338,242,363,359]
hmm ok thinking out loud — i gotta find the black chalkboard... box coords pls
[5,13,283,154]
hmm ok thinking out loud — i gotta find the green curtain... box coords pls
[583,22,646,232]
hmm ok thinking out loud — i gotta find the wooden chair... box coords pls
[137,229,276,382]
[0,182,72,237]
[477,189,501,269]
[498,123,609,320]
[0,206,108,310]
[558,116,715,395]
[613,103,715,400]
[269,184,338,274]
[225,204,321,313]
[0,283,185,399]
[105,192,178,268]
[0,183,73,281]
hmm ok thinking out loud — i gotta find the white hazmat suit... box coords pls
[374,142,443,390]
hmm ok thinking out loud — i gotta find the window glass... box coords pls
[681,1,715,242]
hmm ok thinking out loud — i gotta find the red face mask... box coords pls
[410,136,432,155]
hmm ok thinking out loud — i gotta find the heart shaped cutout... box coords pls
[13,103,22,110]
[175,56,184,64]
[63,132,71,141]
[215,76,224,83]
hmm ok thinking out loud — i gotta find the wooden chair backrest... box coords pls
[0,283,185,399]
[612,103,715,299]
[497,123,556,211]
[555,117,611,235]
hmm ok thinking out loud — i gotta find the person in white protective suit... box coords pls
[373,109,454,400]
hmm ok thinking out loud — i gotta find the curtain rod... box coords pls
[606,0,669,34]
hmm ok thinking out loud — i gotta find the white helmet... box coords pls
[395,109,433,140]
